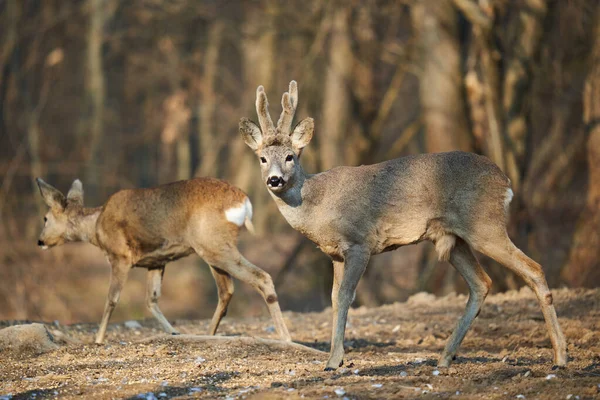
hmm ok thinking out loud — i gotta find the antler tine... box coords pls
[277,80,298,133]
[288,80,298,109]
[256,85,275,134]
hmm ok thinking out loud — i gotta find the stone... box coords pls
[0,324,59,355]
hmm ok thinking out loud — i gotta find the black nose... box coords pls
[38,240,45,246]
[268,176,282,186]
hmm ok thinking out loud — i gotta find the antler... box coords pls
[277,80,298,134]
[256,86,275,135]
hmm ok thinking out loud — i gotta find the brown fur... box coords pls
[240,81,567,370]
[36,177,291,344]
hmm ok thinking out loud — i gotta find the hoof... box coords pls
[324,359,343,371]
[552,355,568,369]
[171,332,181,336]
[553,353,568,368]
[437,356,452,368]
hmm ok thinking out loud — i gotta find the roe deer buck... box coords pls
[36,177,291,344]
[240,81,567,370]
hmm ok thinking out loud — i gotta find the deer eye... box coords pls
[44,217,47,223]
[260,157,267,164]
[285,155,294,162]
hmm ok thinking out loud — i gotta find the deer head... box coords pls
[36,178,85,249]
[239,81,314,194]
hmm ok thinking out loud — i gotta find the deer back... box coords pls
[96,178,250,265]
[273,152,511,258]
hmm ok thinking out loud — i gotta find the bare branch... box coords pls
[370,63,406,141]
[383,118,422,159]
[452,0,492,31]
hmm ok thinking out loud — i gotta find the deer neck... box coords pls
[72,207,102,246]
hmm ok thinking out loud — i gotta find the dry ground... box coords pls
[1,288,599,400]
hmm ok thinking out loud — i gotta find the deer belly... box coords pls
[372,219,429,254]
[134,242,195,267]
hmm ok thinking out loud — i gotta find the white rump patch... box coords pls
[225,203,247,226]
[504,188,514,213]
[225,197,252,227]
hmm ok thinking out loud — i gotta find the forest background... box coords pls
[1,0,599,324]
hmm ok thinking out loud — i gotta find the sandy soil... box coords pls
[1,287,599,400]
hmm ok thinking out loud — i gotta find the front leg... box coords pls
[95,258,130,344]
[325,247,370,371]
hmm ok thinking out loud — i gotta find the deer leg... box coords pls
[146,267,178,334]
[474,233,567,366]
[95,260,130,344]
[325,260,345,370]
[197,246,291,342]
[207,266,234,335]
[438,238,491,367]
[325,247,370,371]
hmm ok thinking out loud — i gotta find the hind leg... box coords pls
[207,266,234,335]
[438,238,492,367]
[146,266,178,334]
[472,231,567,366]
[195,245,291,342]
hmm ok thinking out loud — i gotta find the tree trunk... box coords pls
[20,2,50,223]
[84,0,106,199]
[502,0,548,191]
[160,90,190,182]
[197,20,225,178]
[412,0,472,154]
[319,5,353,170]
[563,6,600,286]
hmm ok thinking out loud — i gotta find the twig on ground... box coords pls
[136,334,326,356]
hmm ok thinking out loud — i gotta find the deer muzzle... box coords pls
[267,176,285,188]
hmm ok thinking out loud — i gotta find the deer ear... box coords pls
[291,117,314,152]
[36,178,66,211]
[239,118,263,151]
[67,179,84,207]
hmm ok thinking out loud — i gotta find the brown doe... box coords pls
[36,177,290,344]
[240,81,567,370]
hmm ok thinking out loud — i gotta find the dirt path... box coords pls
[1,288,599,399]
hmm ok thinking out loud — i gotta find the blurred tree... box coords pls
[84,0,109,199]
[197,20,224,178]
[413,0,472,153]
[563,4,600,287]
[320,4,352,170]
